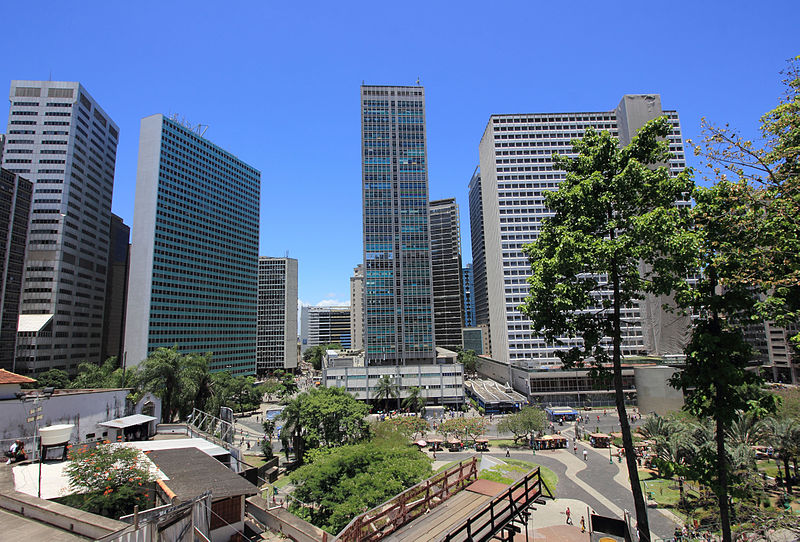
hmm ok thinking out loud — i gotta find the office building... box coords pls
[474,95,688,369]
[125,114,260,375]
[462,327,483,355]
[350,264,364,350]
[101,214,129,364]
[0,168,32,370]
[257,256,298,374]
[361,84,435,365]
[300,305,351,351]
[462,264,476,328]
[429,198,464,351]
[2,81,119,375]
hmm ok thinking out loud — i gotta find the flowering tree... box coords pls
[62,443,155,518]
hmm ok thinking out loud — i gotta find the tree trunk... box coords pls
[715,387,732,542]
[783,456,793,495]
[611,253,650,542]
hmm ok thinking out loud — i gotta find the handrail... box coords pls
[334,457,479,542]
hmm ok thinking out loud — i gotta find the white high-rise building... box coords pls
[2,81,119,375]
[473,95,688,369]
[257,257,298,374]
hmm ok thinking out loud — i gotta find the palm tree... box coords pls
[639,415,675,442]
[138,347,183,423]
[278,397,305,463]
[373,375,398,411]
[402,386,426,416]
[726,410,768,448]
[764,417,800,495]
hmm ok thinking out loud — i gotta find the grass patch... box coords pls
[273,474,293,489]
[505,459,558,497]
[243,455,268,469]
[479,469,514,485]
[757,460,780,478]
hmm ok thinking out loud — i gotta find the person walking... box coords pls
[565,506,573,525]
[583,449,588,461]
[506,448,510,457]
[580,516,586,533]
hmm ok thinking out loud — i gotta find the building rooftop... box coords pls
[0,369,36,385]
[147,448,257,502]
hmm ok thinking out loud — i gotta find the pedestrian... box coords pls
[580,516,586,533]
[573,444,577,454]
[565,506,572,525]
[506,448,510,457]
[583,449,588,461]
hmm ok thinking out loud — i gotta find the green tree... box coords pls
[402,386,426,415]
[70,356,130,389]
[303,343,341,371]
[497,407,546,445]
[520,116,695,541]
[763,417,800,495]
[457,349,481,378]
[372,374,398,411]
[279,386,370,464]
[668,59,800,541]
[137,347,212,422]
[63,442,155,518]
[289,441,432,533]
[379,416,429,439]
[34,368,70,389]
[278,373,299,399]
[437,417,488,444]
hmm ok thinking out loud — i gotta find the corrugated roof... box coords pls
[147,448,257,502]
[98,414,157,429]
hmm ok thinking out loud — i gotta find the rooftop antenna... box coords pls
[48,70,52,81]
[285,250,289,258]
[416,77,421,86]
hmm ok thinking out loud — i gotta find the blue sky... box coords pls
[1,1,797,307]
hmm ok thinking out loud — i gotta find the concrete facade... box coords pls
[300,305,351,352]
[0,388,161,445]
[633,366,684,415]
[257,257,298,373]
[350,264,364,351]
[473,95,688,369]
[2,81,119,375]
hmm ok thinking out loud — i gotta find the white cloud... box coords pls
[316,299,350,307]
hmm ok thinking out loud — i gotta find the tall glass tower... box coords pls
[125,114,260,375]
[361,85,435,365]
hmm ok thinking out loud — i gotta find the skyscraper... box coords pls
[0,168,32,370]
[350,264,364,351]
[473,95,688,368]
[429,198,464,352]
[2,81,119,375]
[361,84,435,365]
[125,114,260,375]
[462,264,476,328]
[101,214,129,364]
[257,257,298,374]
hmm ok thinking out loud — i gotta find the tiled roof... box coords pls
[0,369,36,385]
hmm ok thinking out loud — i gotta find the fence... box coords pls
[335,457,479,542]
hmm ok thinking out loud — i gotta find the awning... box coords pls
[99,414,157,429]
[18,314,53,333]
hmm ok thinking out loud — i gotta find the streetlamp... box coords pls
[16,387,55,498]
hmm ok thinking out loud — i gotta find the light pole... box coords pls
[16,387,55,498]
